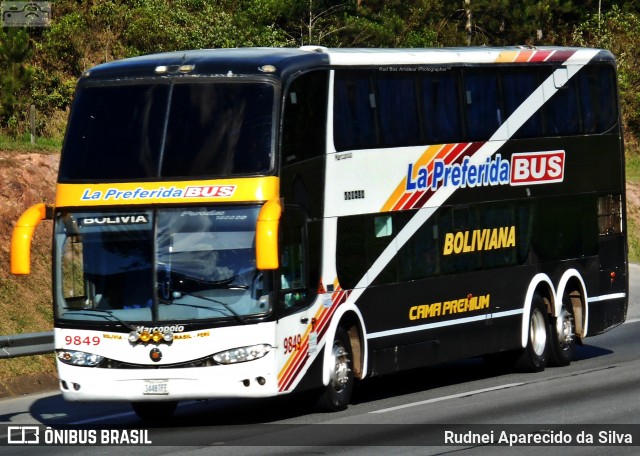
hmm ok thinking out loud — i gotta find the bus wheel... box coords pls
[548,302,575,367]
[516,298,549,372]
[316,327,354,412]
[131,401,178,421]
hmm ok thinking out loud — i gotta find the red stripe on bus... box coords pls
[279,344,309,391]
[531,49,555,62]
[546,49,576,62]
[278,288,351,392]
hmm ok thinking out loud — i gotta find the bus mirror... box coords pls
[256,198,282,270]
[11,203,53,275]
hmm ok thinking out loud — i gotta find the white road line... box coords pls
[70,410,136,425]
[369,382,524,414]
[69,400,200,425]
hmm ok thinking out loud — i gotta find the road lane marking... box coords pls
[70,410,136,425]
[369,382,524,414]
[69,400,200,425]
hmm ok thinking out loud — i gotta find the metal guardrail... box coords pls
[0,331,54,359]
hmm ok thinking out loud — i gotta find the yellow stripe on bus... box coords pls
[495,50,519,63]
[55,176,279,207]
[380,144,445,212]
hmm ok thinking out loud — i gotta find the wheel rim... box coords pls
[530,308,547,356]
[556,307,575,351]
[329,340,351,393]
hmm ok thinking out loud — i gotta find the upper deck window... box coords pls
[333,71,378,150]
[463,69,503,141]
[59,80,275,181]
[420,72,463,144]
[332,63,618,151]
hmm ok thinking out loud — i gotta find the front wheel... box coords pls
[316,327,354,412]
[516,298,549,372]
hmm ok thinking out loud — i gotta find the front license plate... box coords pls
[143,380,169,395]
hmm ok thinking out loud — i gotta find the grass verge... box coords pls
[0,134,62,153]
[626,152,640,263]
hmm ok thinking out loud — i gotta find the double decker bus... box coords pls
[12,46,627,419]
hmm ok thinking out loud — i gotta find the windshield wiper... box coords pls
[63,308,136,330]
[164,288,247,325]
[171,269,258,289]
[157,296,235,317]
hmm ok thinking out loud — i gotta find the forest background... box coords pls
[2,1,640,146]
[0,0,639,384]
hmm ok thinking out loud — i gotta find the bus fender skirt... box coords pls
[555,269,589,338]
[520,273,555,349]
[321,302,368,386]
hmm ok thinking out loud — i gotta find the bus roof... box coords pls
[82,46,615,80]
[324,46,614,66]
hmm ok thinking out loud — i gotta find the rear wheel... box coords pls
[131,401,178,421]
[516,297,549,372]
[548,302,576,366]
[316,327,354,412]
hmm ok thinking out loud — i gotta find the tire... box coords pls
[548,302,576,367]
[131,401,178,421]
[516,297,549,372]
[316,327,354,412]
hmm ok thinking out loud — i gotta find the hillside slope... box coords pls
[0,151,58,381]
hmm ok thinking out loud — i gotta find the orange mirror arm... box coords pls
[256,198,281,270]
[11,203,53,275]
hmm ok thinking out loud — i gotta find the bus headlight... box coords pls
[56,350,105,367]
[212,344,271,364]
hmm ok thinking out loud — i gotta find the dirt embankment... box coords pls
[0,151,59,389]
[0,151,59,332]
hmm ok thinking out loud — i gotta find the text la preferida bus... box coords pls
[12,46,627,419]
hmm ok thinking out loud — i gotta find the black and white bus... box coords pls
[12,46,627,418]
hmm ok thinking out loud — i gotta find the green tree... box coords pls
[9,0,640,144]
[453,0,603,46]
[0,28,34,137]
[252,0,352,46]
[572,5,640,150]
[307,0,445,47]
[121,0,292,53]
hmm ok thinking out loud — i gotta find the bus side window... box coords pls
[463,69,504,141]
[333,70,377,151]
[279,207,308,310]
[503,67,547,139]
[376,73,420,147]
[420,71,464,144]
[282,71,329,164]
[578,65,617,134]
[544,67,582,135]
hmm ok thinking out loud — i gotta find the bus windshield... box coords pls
[54,206,271,325]
[59,80,275,181]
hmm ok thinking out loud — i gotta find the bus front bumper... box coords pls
[56,358,280,402]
